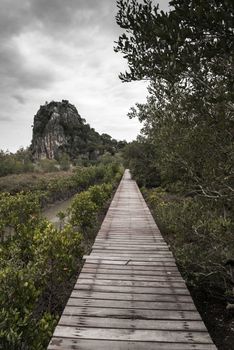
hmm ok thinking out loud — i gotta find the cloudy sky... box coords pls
[0,0,169,152]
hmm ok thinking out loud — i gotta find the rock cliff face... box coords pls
[31,100,98,160]
[31,100,126,161]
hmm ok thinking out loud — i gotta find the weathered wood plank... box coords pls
[67,297,196,311]
[76,278,186,288]
[79,272,184,282]
[70,290,193,303]
[81,267,181,275]
[74,283,189,295]
[90,254,174,259]
[63,306,202,320]
[53,326,213,343]
[83,255,176,262]
[59,315,206,331]
[48,338,217,350]
[82,263,179,271]
[82,258,176,269]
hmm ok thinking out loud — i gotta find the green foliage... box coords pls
[0,162,123,349]
[70,191,98,231]
[0,138,126,178]
[70,182,114,232]
[0,149,34,177]
[0,163,122,204]
[116,0,233,201]
[115,0,234,298]
[57,153,70,171]
[145,188,234,292]
[115,0,233,86]
[122,139,160,187]
[89,183,113,209]
[0,220,83,349]
[36,159,59,173]
[0,192,41,242]
[0,215,82,348]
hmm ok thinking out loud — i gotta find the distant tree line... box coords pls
[0,138,127,177]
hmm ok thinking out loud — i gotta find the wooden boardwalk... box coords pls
[48,170,217,350]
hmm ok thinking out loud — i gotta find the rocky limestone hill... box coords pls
[30,100,122,161]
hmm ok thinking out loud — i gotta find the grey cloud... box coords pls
[12,94,27,104]
[0,1,30,39]
[14,68,57,90]
[0,114,12,122]
[0,0,116,95]
[0,0,168,43]
[0,42,57,91]
[28,0,116,38]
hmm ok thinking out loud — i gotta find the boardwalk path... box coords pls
[48,170,217,350]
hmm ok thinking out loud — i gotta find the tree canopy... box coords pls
[115,0,233,202]
[115,2,234,326]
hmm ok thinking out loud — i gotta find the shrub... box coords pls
[145,188,234,293]
[89,183,113,209]
[0,221,83,349]
[0,192,41,242]
[70,192,98,232]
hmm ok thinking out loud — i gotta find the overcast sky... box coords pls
[0,0,169,152]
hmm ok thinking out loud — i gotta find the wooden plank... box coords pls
[70,290,193,303]
[67,297,196,311]
[82,263,179,271]
[48,338,217,350]
[90,254,174,259]
[74,285,190,295]
[84,255,176,262]
[83,259,177,266]
[88,253,174,258]
[59,315,206,331]
[63,306,202,320]
[91,251,173,256]
[76,278,186,288]
[81,267,181,275]
[53,326,213,343]
[79,273,184,282]
[92,248,169,252]
[94,241,166,244]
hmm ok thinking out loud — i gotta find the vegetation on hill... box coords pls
[116,1,233,348]
[0,146,125,177]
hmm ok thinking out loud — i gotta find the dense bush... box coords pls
[0,172,70,195]
[144,187,234,294]
[69,191,98,231]
[0,162,123,203]
[0,192,41,242]
[0,144,125,178]
[0,221,82,350]
[0,162,123,349]
[0,149,34,177]
[122,140,160,187]
[70,183,113,233]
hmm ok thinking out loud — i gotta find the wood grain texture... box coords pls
[48,170,217,349]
